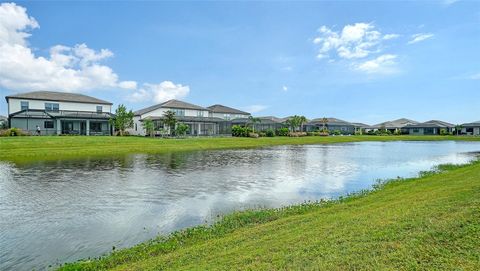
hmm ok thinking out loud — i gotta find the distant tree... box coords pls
[109,104,134,136]
[299,116,307,132]
[321,117,329,132]
[455,125,463,136]
[286,115,306,132]
[247,116,261,133]
[162,110,177,136]
[175,123,189,137]
[142,119,155,137]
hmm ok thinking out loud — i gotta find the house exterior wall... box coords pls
[10,118,57,135]
[209,112,250,120]
[7,98,111,115]
[127,116,146,136]
[141,107,209,119]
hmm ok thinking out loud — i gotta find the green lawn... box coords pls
[1,135,479,163]
[59,160,480,270]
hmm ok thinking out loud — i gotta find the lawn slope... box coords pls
[1,135,479,162]
[60,161,480,270]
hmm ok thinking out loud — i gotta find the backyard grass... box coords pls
[59,160,480,270]
[1,135,480,163]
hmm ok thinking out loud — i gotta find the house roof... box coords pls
[5,91,112,105]
[404,120,455,128]
[462,121,480,127]
[134,99,208,116]
[145,115,226,123]
[207,104,250,115]
[307,117,353,126]
[372,118,418,129]
[351,122,372,128]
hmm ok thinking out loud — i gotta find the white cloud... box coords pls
[243,105,268,114]
[443,0,460,6]
[408,33,434,44]
[0,2,138,93]
[470,73,480,80]
[354,54,398,74]
[313,23,397,60]
[130,81,190,103]
[282,85,288,92]
[383,34,400,40]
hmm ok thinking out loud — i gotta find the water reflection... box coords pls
[1,141,480,270]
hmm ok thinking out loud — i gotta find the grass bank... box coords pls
[1,135,479,163]
[60,160,480,270]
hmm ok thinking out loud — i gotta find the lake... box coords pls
[1,141,480,270]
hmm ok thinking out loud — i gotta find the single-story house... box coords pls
[304,118,355,134]
[351,122,373,134]
[404,120,455,135]
[5,91,113,135]
[461,121,480,135]
[231,116,287,132]
[371,118,419,134]
[129,100,250,136]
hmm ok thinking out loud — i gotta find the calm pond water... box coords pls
[1,141,480,270]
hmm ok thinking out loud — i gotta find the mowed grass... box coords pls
[59,160,480,270]
[1,135,480,163]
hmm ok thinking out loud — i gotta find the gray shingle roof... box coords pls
[405,120,455,128]
[308,117,353,126]
[5,91,112,105]
[372,118,418,129]
[462,121,480,127]
[207,104,250,115]
[134,99,208,116]
[351,122,372,128]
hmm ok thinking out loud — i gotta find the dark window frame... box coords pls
[45,102,60,112]
[96,106,103,113]
[21,101,29,111]
[44,120,54,129]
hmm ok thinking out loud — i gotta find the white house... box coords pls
[6,91,113,135]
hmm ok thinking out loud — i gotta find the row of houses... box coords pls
[3,91,480,136]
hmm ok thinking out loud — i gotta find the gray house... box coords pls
[351,122,373,134]
[371,118,418,134]
[404,120,455,135]
[461,121,480,135]
[207,104,250,120]
[305,118,355,134]
[6,91,113,135]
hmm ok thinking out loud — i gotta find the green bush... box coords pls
[258,132,266,137]
[0,127,28,137]
[275,128,290,136]
[439,129,449,136]
[332,130,342,136]
[265,129,275,137]
[232,125,252,137]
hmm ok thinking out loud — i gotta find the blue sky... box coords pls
[0,1,479,124]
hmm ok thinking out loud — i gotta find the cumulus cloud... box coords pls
[130,81,190,103]
[354,54,398,74]
[470,73,480,80]
[0,2,136,92]
[313,23,398,60]
[407,33,434,44]
[243,105,268,114]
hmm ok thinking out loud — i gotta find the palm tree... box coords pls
[162,110,177,136]
[299,115,307,132]
[321,117,328,132]
[247,116,261,133]
[455,124,463,136]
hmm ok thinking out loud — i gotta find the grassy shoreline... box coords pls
[59,160,480,270]
[1,135,480,163]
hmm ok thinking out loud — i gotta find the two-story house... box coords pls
[6,91,113,135]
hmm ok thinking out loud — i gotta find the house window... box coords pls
[45,103,59,112]
[21,101,29,111]
[224,114,231,120]
[44,121,54,129]
[413,129,419,133]
[197,111,204,117]
[171,109,185,116]
[90,122,102,133]
[96,106,103,113]
[135,123,137,131]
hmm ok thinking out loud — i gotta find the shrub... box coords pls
[440,129,449,136]
[232,125,252,137]
[276,127,290,136]
[258,132,266,137]
[249,132,259,138]
[0,127,28,137]
[265,129,275,137]
[332,130,342,136]
[288,132,307,137]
